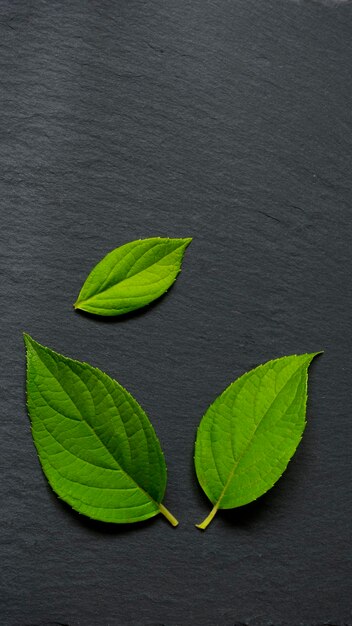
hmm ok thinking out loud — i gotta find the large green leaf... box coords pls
[24,334,178,526]
[194,353,320,530]
[74,237,192,316]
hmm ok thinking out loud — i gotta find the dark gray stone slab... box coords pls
[1,1,351,625]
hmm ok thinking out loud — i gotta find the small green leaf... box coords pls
[194,353,321,530]
[24,334,178,526]
[74,237,192,316]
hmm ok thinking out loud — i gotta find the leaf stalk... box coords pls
[158,503,179,527]
[196,503,219,530]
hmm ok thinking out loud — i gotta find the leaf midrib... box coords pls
[211,360,307,510]
[76,241,186,308]
[31,346,161,511]
[41,451,159,520]
[97,240,175,296]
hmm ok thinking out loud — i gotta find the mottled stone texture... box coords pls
[0,1,351,625]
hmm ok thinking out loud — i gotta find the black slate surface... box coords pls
[1,1,352,625]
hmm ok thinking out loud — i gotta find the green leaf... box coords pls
[24,334,178,526]
[74,237,192,316]
[194,353,321,530]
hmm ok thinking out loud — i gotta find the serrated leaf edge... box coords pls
[74,236,192,313]
[196,352,322,530]
[24,333,179,527]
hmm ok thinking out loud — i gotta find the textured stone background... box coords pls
[0,1,351,625]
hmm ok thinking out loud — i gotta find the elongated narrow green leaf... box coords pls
[74,237,192,316]
[194,353,321,530]
[24,334,178,526]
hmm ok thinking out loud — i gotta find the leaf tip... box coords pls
[23,333,47,358]
[73,298,86,312]
[23,333,38,363]
[181,237,193,250]
[307,351,324,363]
[23,332,33,348]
